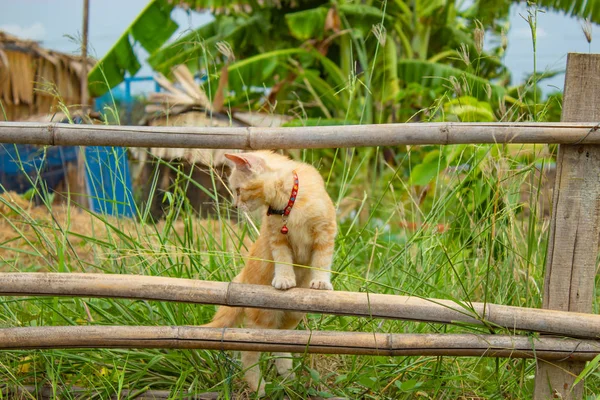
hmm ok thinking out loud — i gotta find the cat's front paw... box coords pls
[310,279,333,290]
[272,276,296,290]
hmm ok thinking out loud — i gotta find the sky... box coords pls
[503,3,600,93]
[0,0,598,96]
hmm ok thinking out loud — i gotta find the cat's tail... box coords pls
[201,306,243,328]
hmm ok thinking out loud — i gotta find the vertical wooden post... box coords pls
[534,53,600,399]
[74,0,90,208]
[80,0,90,112]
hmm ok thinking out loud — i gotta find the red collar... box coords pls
[267,170,298,234]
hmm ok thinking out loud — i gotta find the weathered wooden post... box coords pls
[74,0,90,208]
[534,53,600,399]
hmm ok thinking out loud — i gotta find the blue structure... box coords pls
[0,144,78,200]
[95,75,161,125]
[0,116,136,218]
[84,146,135,218]
[82,75,157,217]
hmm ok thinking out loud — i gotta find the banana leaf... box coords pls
[148,14,268,75]
[301,69,349,117]
[285,7,329,40]
[443,96,496,122]
[88,0,178,97]
[397,59,506,102]
[167,0,288,14]
[472,0,600,24]
[528,0,600,23]
[226,48,305,93]
[338,4,391,37]
[371,37,400,104]
[147,21,218,72]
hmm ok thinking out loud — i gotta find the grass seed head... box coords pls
[458,43,470,66]
[372,23,387,47]
[582,18,593,44]
[501,28,508,51]
[216,41,235,61]
[474,20,485,55]
[448,75,462,97]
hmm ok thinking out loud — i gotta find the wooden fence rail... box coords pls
[1,326,599,361]
[1,121,600,148]
[1,273,600,339]
[3,386,225,400]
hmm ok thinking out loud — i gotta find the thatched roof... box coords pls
[0,31,95,121]
[135,65,291,166]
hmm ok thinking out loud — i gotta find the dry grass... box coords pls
[0,191,250,272]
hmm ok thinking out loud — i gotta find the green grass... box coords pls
[1,140,598,400]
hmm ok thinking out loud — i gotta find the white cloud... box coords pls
[0,22,46,40]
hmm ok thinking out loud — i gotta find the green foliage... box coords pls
[88,0,178,97]
[285,7,329,40]
[226,48,305,93]
[91,0,600,107]
[397,60,506,103]
[574,354,600,387]
[443,96,496,122]
[147,19,220,73]
[87,0,588,126]
[531,0,600,23]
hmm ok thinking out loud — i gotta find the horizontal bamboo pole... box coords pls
[4,387,220,400]
[1,122,600,148]
[4,386,345,400]
[1,273,600,339]
[0,325,598,360]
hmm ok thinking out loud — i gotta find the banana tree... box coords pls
[87,0,178,97]
[90,0,600,123]
[142,1,491,123]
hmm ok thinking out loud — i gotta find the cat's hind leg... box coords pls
[241,351,266,397]
[273,352,295,380]
[241,309,285,396]
[273,312,303,380]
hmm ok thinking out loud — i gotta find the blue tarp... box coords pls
[0,144,78,198]
[84,146,135,218]
[0,143,135,218]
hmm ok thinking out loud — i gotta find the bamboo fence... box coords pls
[2,386,342,400]
[0,326,598,361]
[1,121,600,148]
[3,386,222,400]
[1,273,599,339]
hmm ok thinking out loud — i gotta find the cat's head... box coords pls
[224,152,270,212]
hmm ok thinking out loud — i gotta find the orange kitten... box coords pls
[203,151,337,395]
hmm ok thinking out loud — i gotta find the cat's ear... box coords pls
[224,153,266,173]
